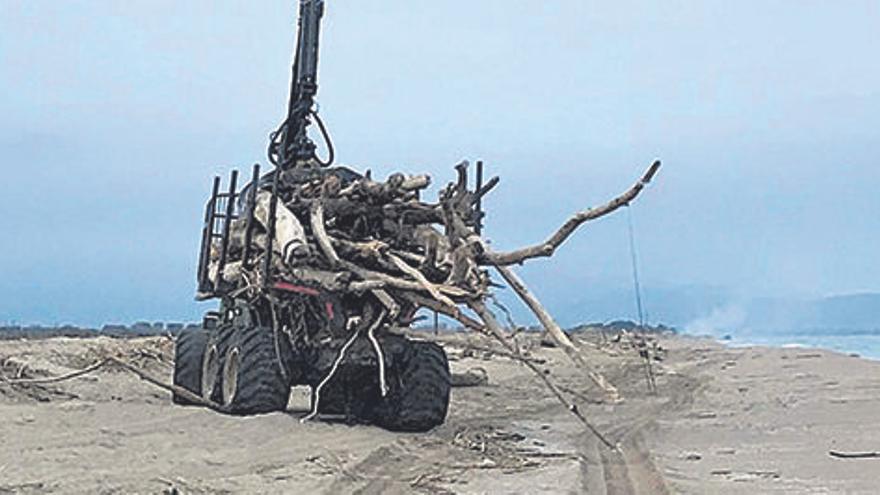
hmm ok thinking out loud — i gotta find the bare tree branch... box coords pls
[481,160,660,265]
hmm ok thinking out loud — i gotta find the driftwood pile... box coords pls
[212,160,500,319]
[209,158,661,448]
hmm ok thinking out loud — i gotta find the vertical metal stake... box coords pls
[263,170,281,287]
[242,163,260,268]
[475,160,484,235]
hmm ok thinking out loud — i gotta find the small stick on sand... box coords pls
[829,450,880,459]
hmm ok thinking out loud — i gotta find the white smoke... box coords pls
[684,304,747,336]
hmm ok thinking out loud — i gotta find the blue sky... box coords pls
[1,1,878,326]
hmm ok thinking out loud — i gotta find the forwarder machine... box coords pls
[172,1,456,431]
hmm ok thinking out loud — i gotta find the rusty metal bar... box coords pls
[263,169,280,287]
[242,163,260,269]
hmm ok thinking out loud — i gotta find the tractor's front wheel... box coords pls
[218,326,291,415]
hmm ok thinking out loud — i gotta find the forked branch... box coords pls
[481,160,660,265]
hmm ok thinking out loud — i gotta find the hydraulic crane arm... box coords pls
[267,0,332,170]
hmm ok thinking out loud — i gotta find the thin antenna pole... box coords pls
[626,205,657,393]
[626,206,645,327]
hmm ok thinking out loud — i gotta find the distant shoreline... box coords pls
[678,330,880,362]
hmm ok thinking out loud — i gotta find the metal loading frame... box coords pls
[196,176,221,295]
[196,169,243,298]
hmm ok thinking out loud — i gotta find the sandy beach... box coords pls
[1,331,878,494]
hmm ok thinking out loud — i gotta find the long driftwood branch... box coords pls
[0,359,109,385]
[494,264,620,402]
[1,357,221,410]
[482,160,660,265]
[467,300,619,451]
[108,358,221,410]
[340,260,469,298]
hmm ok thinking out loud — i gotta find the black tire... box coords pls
[203,321,239,404]
[375,340,451,432]
[172,328,209,405]
[220,326,290,415]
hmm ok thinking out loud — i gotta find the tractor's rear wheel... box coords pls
[374,340,451,432]
[172,328,209,405]
[219,326,290,415]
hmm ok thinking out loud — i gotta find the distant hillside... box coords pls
[744,293,880,334]
[503,285,879,335]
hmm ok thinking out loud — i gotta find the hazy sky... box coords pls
[1,1,878,326]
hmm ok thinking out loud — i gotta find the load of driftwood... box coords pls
[206,158,660,448]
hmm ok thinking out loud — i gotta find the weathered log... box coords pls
[339,260,471,299]
[399,174,431,191]
[494,264,620,402]
[310,202,341,268]
[254,190,309,263]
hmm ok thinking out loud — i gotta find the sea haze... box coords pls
[492,285,880,359]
